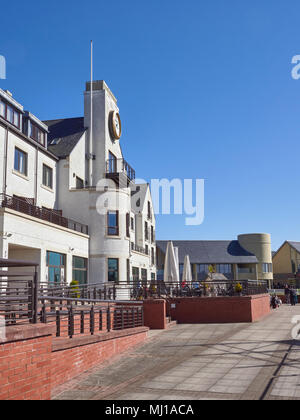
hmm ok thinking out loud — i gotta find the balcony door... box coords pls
[108,151,117,173]
[47,251,66,285]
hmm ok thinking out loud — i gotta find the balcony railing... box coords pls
[131,243,149,256]
[0,194,88,235]
[106,158,136,187]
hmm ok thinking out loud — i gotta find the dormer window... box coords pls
[0,98,21,129]
[28,121,46,146]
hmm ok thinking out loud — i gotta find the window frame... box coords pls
[14,147,28,176]
[42,164,53,189]
[0,99,21,129]
[108,258,119,283]
[107,210,119,236]
[72,256,88,285]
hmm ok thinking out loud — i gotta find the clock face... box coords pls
[110,111,122,140]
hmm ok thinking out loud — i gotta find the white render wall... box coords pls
[0,81,157,287]
[1,126,58,210]
[0,208,89,284]
[84,84,123,186]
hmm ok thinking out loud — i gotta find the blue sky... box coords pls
[1,0,300,250]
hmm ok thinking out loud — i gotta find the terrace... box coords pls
[0,193,88,235]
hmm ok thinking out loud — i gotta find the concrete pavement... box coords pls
[53,305,300,400]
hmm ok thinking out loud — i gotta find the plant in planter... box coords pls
[70,280,80,298]
[235,283,243,295]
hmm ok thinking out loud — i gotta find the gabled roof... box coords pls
[156,240,258,264]
[287,241,300,254]
[44,117,87,158]
[272,241,300,259]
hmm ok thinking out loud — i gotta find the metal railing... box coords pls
[0,271,38,326]
[130,280,269,299]
[131,243,149,255]
[0,194,88,235]
[39,281,120,301]
[106,158,136,182]
[38,295,143,338]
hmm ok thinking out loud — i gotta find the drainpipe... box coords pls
[3,126,8,195]
[34,146,38,205]
[89,40,93,187]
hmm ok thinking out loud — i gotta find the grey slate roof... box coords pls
[287,241,300,254]
[156,240,258,264]
[43,117,86,158]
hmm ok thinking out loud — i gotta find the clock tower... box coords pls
[84,80,123,187]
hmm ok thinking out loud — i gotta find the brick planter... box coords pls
[168,294,270,324]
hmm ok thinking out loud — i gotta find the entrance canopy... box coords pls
[0,258,39,268]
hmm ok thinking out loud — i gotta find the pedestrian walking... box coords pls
[284,284,290,304]
[290,288,297,306]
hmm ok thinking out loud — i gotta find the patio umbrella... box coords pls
[182,255,192,285]
[174,246,180,282]
[164,241,180,284]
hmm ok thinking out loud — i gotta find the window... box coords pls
[76,176,84,189]
[126,213,130,238]
[42,164,53,189]
[262,263,272,273]
[151,226,154,243]
[108,258,119,283]
[28,121,45,146]
[107,211,119,236]
[148,201,151,219]
[216,264,232,274]
[197,264,209,274]
[145,221,149,241]
[145,245,149,256]
[131,217,134,231]
[108,151,117,173]
[0,100,5,117]
[47,251,66,285]
[14,148,28,176]
[6,105,13,124]
[238,265,254,274]
[132,267,139,285]
[0,99,20,128]
[141,269,147,286]
[13,109,20,127]
[73,257,88,285]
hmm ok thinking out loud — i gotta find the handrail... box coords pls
[0,193,88,235]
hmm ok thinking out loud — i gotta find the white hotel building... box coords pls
[0,81,156,286]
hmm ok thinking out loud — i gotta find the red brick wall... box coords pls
[0,324,53,400]
[168,295,270,324]
[143,299,167,329]
[51,328,148,390]
[0,323,148,400]
[251,294,271,322]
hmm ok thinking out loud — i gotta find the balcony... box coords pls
[106,158,136,187]
[131,243,149,256]
[0,194,88,235]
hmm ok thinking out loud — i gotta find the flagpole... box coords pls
[89,40,93,187]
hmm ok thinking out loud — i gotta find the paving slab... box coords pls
[53,305,300,401]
